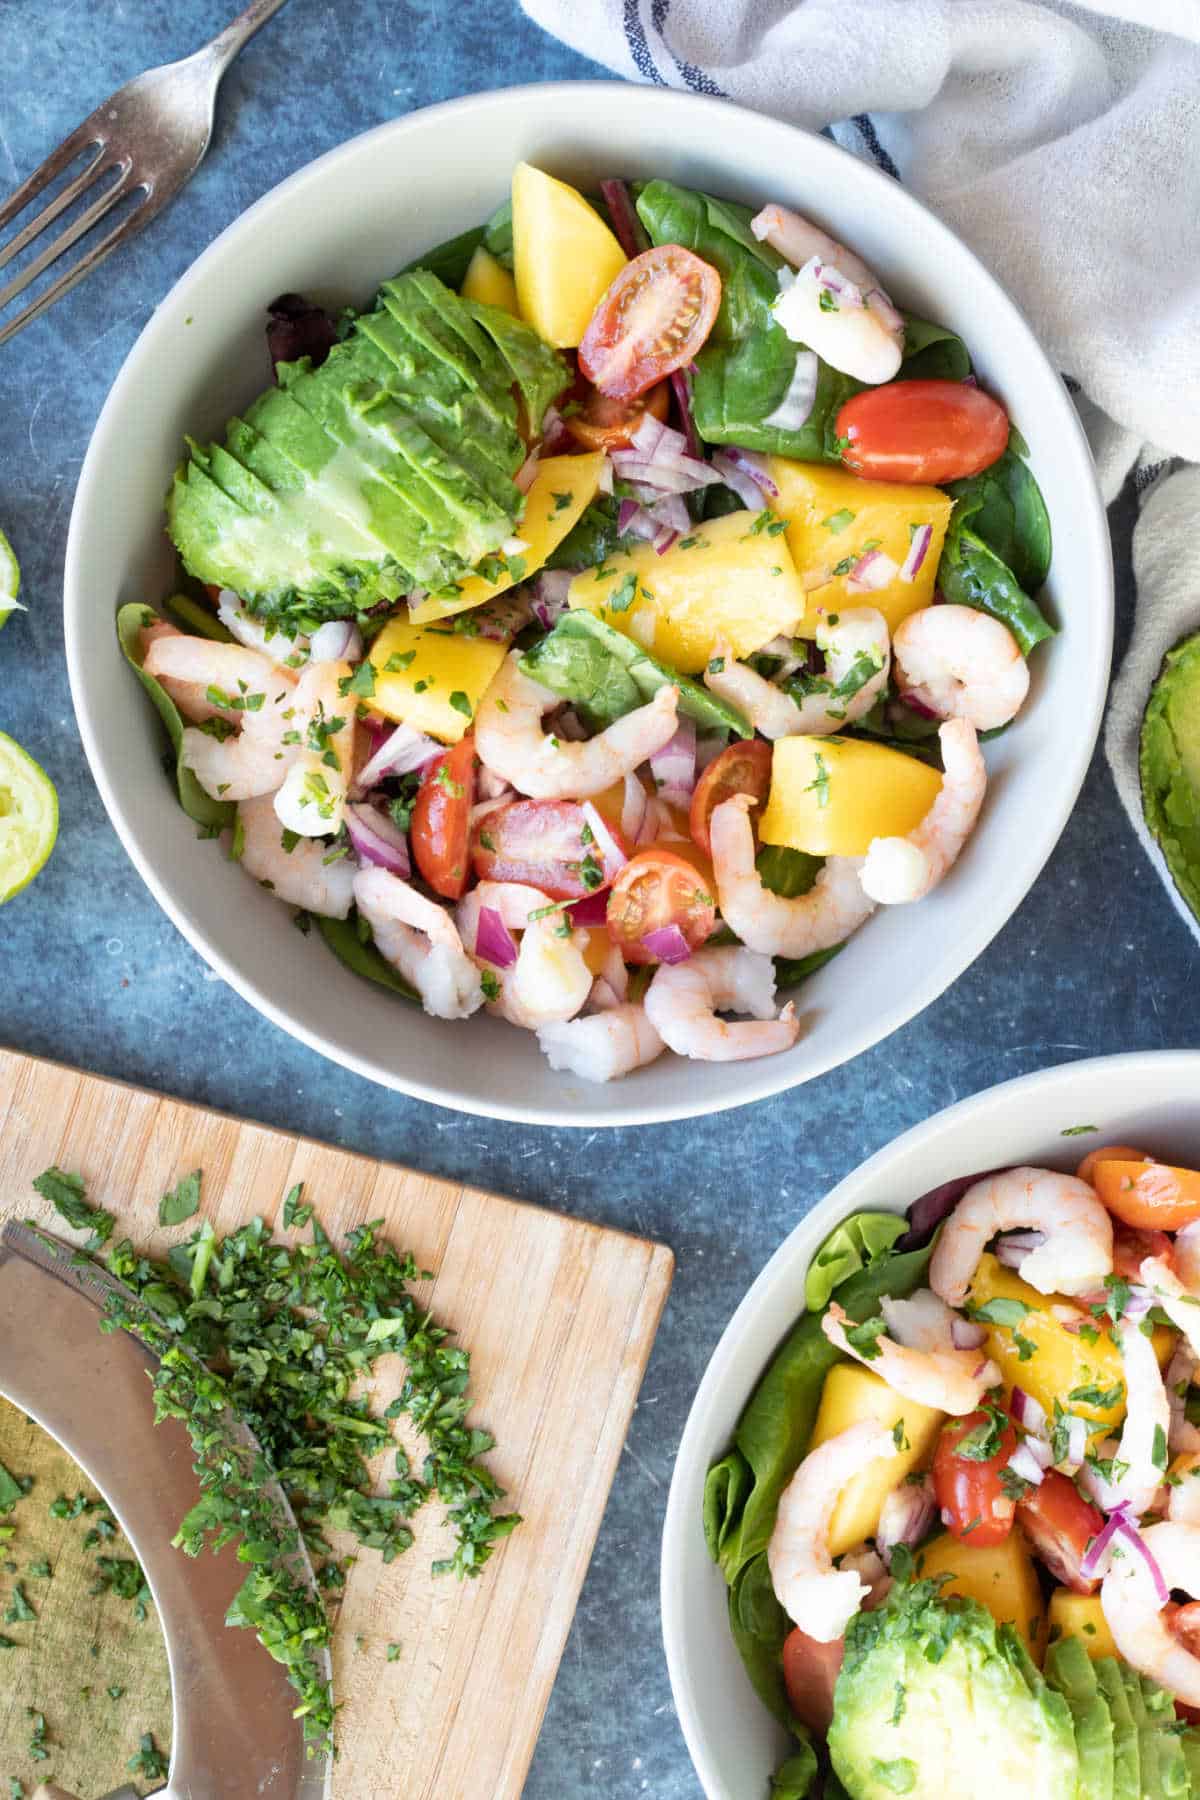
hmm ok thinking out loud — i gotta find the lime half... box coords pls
[0,529,23,630]
[0,730,58,903]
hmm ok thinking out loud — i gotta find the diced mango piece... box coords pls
[512,163,626,348]
[410,453,605,626]
[1047,1589,1119,1662]
[967,1254,1174,1442]
[368,619,506,744]
[758,734,942,857]
[567,510,808,673]
[460,244,520,317]
[918,1529,1045,1658]
[766,458,952,636]
[809,1364,944,1557]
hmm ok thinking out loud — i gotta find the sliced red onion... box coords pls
[1022,1433,1054,1470]
[620,772,648,846]
[669,367,704,461]
[540,406,574,454]
[993,1229,1048,1270]
[695,732,728,775]
[309,619,363,663]
[554,706,590,742]
[1119,1517,1170,1603]
[1122,1285,1154,1322]
[722,446,779,499]
[617,500,660,543]
[951,1317,988,1350]
[649,717,697,805]
[712,450,770,512]
[653,524,680,556]
[806,257,864,310]
[1079,1505,1131,1581]
[471,590,532,642]
[762,350,818,432]
[641,923,692,965]
[610,452,719,495]
[1079,1445,1125,1513]
[648,492,691,537]
[899,1168,1010,1251]
[354,721,443,792]
[581,801,628,882]
[899,525,934,586]
[567,890,610,928]
[961,373,979,389]
[475,904,519,970]
[630,412,669,458]
[876,1478,936,1570]
[599,178,648,258]
[847,549,900,594]
[1011,1388,1048,1438]
[345,803,410,878]
[1059,1415,1088,1468]
[1007,1443,1046,1488]
[529,570,573,631]
[895,689,943,723]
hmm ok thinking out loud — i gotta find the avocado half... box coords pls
[1141,629,1200,924]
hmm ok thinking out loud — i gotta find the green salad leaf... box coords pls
[945,445,1052,595]
[936,522,1055,656]
[164,591,235,643]
[757,845,823,899]
[898,315,972,382]
[544,494,641,572]
[521,610,749,736]
[116,604,235,833]
[403,224,486,289]
[804,1212,908,1312]
[770,1747,820,1800]
[775,943,845,990]
[315,915,419,1002]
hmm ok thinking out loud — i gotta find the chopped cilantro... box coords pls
[968,1297,1032,1328]
[282,1183,314,1230]
[551,492,573,513]
[31,1168,114,1251]
[608,573,638,614]
[818,289,839,313]
[385,650,416,672]
[480,970,501,1002]
[999,1466,1032,1502]
[805,753,832,810]
[4,1584,34,1624]
[1067,1381,1124,1410]
[448,691,473,720]
[1061,1124,1099,1136]
[128,1732,169,1781]
[845,1315,887,1361]
[708,656,726,675]
[338,661,377,699]
[1153,1423,1168,1471]
[953,1401,1009,1462]
[822,509,856,534]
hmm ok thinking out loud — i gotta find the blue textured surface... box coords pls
[0,5,1195,1796]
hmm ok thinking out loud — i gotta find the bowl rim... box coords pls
[64,80,1114,1127]
[660,1047,1200,1795]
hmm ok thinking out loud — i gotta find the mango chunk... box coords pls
[567,509,808,674]
[766,458,952,636]
[758,734,942,857]
[918,1529,1045,1658]
[460,245,520,317]
[410,452,604,626]
[1048,1589,1119,1662]
[369,619,506,744]
[809,1364,944,1557]
[512,163,626,348]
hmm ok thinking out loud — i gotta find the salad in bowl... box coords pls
[121,159,1054,1086]
[703,1142,1200,1798]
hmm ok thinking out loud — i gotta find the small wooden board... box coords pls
[0,1049,673,1799]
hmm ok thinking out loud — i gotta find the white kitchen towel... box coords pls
[522,0,1200,937]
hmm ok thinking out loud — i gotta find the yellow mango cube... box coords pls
[766,458,952,636]
[758,735,942,857]
[410,453,605,626]
[460,245,520,317]
[1047,1589,1118,1662]
[512,163,626,348]
[918,1530,1045,1657]
[368,619,506,744]
[567,510,808,674]
[809,1365,944,1557]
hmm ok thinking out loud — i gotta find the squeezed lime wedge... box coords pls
[0,529,23,629]
[0,730,58,902]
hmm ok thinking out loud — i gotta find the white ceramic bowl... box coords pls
[65,83,1112,1126]
[662,1050,1200,1796]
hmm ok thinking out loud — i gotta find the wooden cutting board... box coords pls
[0,1049,674,1800]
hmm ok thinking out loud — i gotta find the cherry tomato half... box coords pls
[1112,1221,1173,1282]
[835,379,1010,485]
[931,1408,1017,1547]
[410,737,477,900]
[579,246,722,401]
[689,739,773,858]
[782,1627,844,1736]
[564,378,670,451]
[1090,1159,1200,1232]
[1016,1471,1104,1594]
[606,848,717,965]
[1077,1143,1148,1186]
[470,798,625,901]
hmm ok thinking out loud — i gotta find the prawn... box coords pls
[1169,1455,1200,1527]
[752,204,904,386]
[1110,1319,1172,1514]
[1102,1521,1200,1706]
[1168,1343,1200,1457]
[352,866,483,1021]
[237,794,356,918]
[1176,1222,1200,1293]
[767,1421,899,1640]
[144,630,296,727]
[893,604,1029,732]
[1140,1255,1200,1361]
[878,1287,962,1354]
[273,661,357,838]
[709,792,876,958]
[860,719,986,905]
[475,652,679,800]
[703,609,889,740]
[537,1004,666,1084]
[456,879,593,1029]
[821,1301,1000,1415]
[643,946,799,1063]
[929,1167,1113,1307]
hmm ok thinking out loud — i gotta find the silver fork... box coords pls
[0,0,291,349]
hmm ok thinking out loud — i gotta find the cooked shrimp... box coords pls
[643,947,799,1063]
[821,1301,999,1415]
[878,1287,961,1354]
[753,205,904,386]
[475,652,679,799]
[352,866,483,1021]
[237,795,356,917]
[893,604,1029,732]
[273,662,356,838]
[1170,1455,1200,1526]
[144,631,295,728]
[703,610,889,741]
[709,792,876,958]
[1110,1319,1173,1514]
[1102,1522,1200,1705]
[929,1167,1114,1307]
[492,915,594,1029]
[1176,1222,1200,1293]
[1140,1256,1200,1360]
[455,880,550,957]
[767,1422,899,1640]
[537,1004,666,1084]
[586,941,631,1013]
[860,719,986,905]
[181,709,299,801]
[1168,1344,1200,1457]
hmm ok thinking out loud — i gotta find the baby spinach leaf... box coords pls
[520,620,642,729]
[945,446,1052,594]
[316,916,419,1003]
[729,1553,796,1726]
[937,523,1055,655]
[775,943,845,990]
[804,1211,908,1313]
[770,1745,820,1800]
[703,1449,753,1563]
[544,497,634,572]
[636,179,782,344]
[899,314,972,382]
[116,604,235,833]
[756,845,823,899]
[403,224,485,290]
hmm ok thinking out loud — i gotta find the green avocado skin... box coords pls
[1045,1637,1114,1800]
[1141,629,1200,924]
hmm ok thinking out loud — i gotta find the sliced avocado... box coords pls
[1141,629,1200,926]
[1180,1726,1200,1796]
[1120,1662,1159,1796]
[1142,1676,1189,1798]
[1094,1658,1139,1800]
[1045,1636,1114,1800]
[464,296,570,427]
[557,610,751,736]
